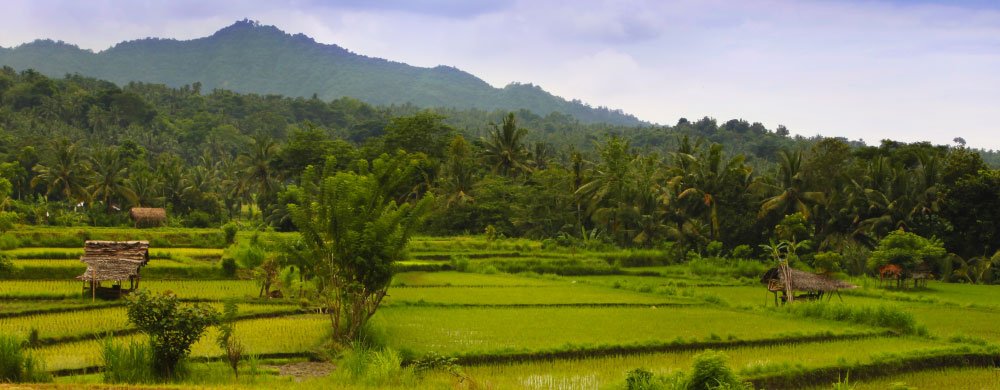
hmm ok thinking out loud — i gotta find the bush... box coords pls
[626,368,660,390]
[730,245,753,259]
[124,290,219,379]
[684,350,749,390]
[222,222,238,245]
[102,337,154,384]
[337,346,415,387]
[220,257,238,277]
[185,211,215,228]
[0,334,50,383]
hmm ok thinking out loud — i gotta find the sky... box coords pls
[2,0,1000,150]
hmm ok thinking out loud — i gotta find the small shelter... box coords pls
[130,207,166,228]
[761,264,857,305]
[76,240,150,300]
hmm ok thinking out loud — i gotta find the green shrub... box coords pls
[730,245,753,259]
[125,290,219,379]
[222,222,238,245]
[0,334,50,383]
[220,257,238,277]
[450,255,470,272]
[102,337,154,384]
[684,350,750,390]
[626,368,660,390]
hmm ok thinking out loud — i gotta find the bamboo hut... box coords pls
[761,264,857,305]
[130,207,166,228]
[76,241,150,300]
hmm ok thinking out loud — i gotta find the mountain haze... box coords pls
[0,20,642,125]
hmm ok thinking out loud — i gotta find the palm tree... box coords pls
[758,149,825,220]
[88,148,138,212]
[482,113,530,177]
[31,139,92,204]
[577,136,634,245]
[238,135,279,208]
[668,142,753,240]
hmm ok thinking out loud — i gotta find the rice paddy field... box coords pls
[1,226,998,389]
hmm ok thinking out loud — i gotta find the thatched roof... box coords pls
[761,265,857,292]
[130,208,166,224]
[76,241,150,282]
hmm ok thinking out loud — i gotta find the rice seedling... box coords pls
[384,285,692,306]
[391,271,563,287]
[33,314,329,371]
[376,306,877,357]
[0,303,299,342]
[840,367,1000,390]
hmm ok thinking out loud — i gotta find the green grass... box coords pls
[377,306,877,357]
[385,285,693,306]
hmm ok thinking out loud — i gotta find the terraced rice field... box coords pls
[2,228,999,388]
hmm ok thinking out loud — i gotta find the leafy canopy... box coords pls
[868,229,946,274]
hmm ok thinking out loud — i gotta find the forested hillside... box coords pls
[0,67,998,282]
[0,20,642,126]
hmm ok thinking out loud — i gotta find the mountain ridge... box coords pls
[0,19,643,125]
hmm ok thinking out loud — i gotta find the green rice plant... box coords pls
[843,367,1000,390]
[391,271,564,287]
[471,257,620,275]
[378,306,875,357]
[101,336,154,384]
[385,285,691,306]
[0,334,50,383]
[459,337,950,389]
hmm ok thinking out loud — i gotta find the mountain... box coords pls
[0,19,643,126]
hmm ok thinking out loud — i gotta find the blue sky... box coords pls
[2,0,999,149]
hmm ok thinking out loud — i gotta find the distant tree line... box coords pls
[0,67,998,282]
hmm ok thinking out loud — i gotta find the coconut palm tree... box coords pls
[31,139,92,204]
[482,113,530,177]
[88,148,138,212]
[758,149,825,220]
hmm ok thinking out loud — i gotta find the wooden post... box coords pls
[781,263,794,304]
[91,278,96,302]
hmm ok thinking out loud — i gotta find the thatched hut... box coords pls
[761,264,857,305]
[130,207,166,228]
[76,241,150,300]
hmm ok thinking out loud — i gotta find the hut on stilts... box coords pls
[76,241,150,301]
[129,207,167,228]
[761,263,857,306]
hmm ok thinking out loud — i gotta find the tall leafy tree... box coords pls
[287,156,433,342]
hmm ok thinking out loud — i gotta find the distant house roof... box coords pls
[761,265,857,292]
[76,241,150,282]
[130,208,167,228]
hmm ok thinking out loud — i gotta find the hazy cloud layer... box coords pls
[2,0,999,149]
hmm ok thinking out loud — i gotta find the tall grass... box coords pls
[101,337,154,384]
[0,334,50,383]
[335,345,416,387]
[780,303,927,336]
